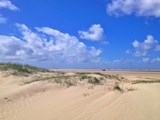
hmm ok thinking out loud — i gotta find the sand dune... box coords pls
[0,70,160,120]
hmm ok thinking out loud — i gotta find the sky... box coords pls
[0,0,160,69]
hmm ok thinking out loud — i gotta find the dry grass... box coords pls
[0,63,49,76]
[0,63,128,88]
[114,83,124,92]
[22,72,127,88]
[132,80,160,84]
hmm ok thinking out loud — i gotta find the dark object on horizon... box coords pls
[102,69,106,71]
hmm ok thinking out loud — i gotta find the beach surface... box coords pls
[0,70,160,120]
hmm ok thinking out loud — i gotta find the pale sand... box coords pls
[0,70,160,120]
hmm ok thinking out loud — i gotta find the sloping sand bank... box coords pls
[0,70,160,120]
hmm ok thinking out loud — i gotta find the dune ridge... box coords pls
[0,64,160,120]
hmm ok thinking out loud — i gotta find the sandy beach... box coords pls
[0,69,160,120]
[1,0,160,120]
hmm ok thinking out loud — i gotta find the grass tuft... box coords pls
[132,80,160,84]
[0,63,49,76]
[114,83,123,92]
[88,77,101,85]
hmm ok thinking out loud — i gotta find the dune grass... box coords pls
[23,72,127,88]
[0,63,127,88]
[132,80,160,84]
[114,83,124,92]
[0,63,49,76]
[77,72,125,81]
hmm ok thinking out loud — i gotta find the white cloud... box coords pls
[0,35,23,56]
[132,35,159,57]
[78,24,105,41]
[141,57,160,64]
[132,40,140,48]
[107,0,160,17]
[0,0,18,10]
[0,24,102,67]
[0,0,18,24]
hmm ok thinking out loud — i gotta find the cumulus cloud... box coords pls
[107,0,160,17]
[78,24,105,41]
[0,0,18,10]
[0,35,23,58]
[0,0,18,24]
[0,24,102,67]
[132,35,159,57]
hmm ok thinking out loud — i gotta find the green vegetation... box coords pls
[0,63,49,76]
[79,74,93,80]
[0,63,127,88]
[114,84,123,92]
[64,79,77,87]
[27,72,126,86]
[132,80,160,84]
[88,77,101,85]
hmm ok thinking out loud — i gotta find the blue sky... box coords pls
[0,0,160,69]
